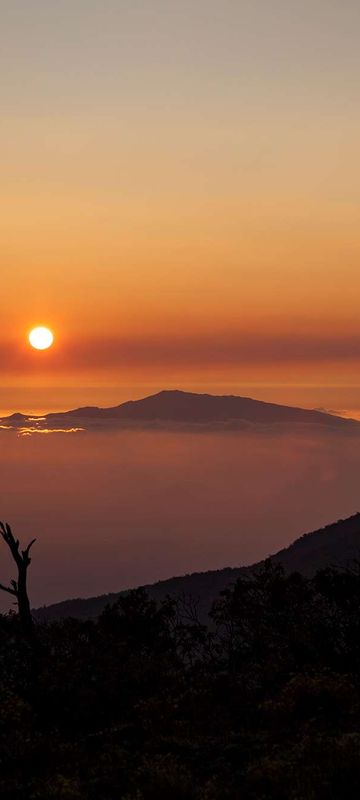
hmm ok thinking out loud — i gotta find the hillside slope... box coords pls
[34,512,360,621]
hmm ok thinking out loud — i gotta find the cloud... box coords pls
[3,331,360,375]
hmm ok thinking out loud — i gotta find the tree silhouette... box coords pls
[0,521,35,638]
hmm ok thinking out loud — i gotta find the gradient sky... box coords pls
[2,1,360,410]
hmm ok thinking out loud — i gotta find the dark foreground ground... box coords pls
[2,562,360,799]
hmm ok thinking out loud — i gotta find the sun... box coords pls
[29,326,54,351]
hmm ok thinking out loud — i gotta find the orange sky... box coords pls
[2,1,360,410]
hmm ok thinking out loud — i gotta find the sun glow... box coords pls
[29,326,54,351]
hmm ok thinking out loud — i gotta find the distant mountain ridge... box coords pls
[2,390,359,430]
[34,512,360,622]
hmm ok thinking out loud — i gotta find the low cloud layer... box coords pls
[1,426,360,610]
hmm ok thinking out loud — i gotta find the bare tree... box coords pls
[0,521,36,638]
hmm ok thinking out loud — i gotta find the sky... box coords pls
[2,1,360,412]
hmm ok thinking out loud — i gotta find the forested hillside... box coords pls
[35,513,360,622]
[3,560,360,798]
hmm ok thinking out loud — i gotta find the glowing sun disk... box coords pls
[29,326,54,351]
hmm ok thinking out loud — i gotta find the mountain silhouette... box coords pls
[34,512,360,622]
[39,390,360,425]
[2,390,359,430]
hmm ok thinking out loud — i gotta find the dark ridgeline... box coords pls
[2,389,359,429]
[34,512,360,622]
[2,515,360,797]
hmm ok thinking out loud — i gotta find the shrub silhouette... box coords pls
[2,538,360,797]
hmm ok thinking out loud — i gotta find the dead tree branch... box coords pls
[0,521,36,638]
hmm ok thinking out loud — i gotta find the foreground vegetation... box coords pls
[2,561,360,799]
